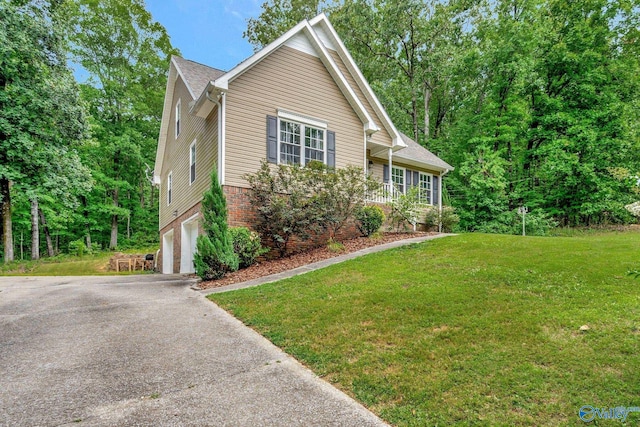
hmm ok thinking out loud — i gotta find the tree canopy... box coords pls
[247,0,640,229]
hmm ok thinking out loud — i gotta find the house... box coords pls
[154,13,453,274]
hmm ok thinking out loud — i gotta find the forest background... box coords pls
[1,0,638,262]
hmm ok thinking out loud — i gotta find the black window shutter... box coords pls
[327,131,336,168]
[383,164,389,183]
[266,115,278,163]
[406,169,412,187]
[413,171,419,187]
[433,175,439,206]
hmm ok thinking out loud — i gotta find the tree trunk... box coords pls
[140,179,145,209]
[411,88,419,144]
[110,188,118,249]
[38,209,54,257]
[1,178,14,262]
[81,195,91,251]
[30,197,39,260]
[424,85,432,144]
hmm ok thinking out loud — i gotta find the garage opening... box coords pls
[162,229,174,274]
[180,214,199,274]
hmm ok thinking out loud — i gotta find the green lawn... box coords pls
[209,232,640,426]
[0,246,158,276]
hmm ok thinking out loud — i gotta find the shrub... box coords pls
[194,170,238,280]
[320,165,381,239]
[355,205,385,236]
[245,162,326,257]
[387,187,422,232]
[424,205,460,232]
[327,239,345,253]
[229,227,268,269]
[68,239,87,257]
[474,208,557,236]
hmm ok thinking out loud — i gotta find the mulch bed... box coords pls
[199,231,435,290]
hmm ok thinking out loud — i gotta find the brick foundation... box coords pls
[159,185,369,273]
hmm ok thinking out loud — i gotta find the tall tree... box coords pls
[0,0,88,262]
[245,0,323,50]
[66,0,178,249]
[246,0,640,230]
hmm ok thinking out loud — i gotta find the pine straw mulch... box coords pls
[198,231,435,290]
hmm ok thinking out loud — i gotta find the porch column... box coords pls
[439,172,443,232]
[387,147,393,178]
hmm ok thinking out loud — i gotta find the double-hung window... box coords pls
[189,140,196,184]
[279,119,325,166]
[391,166,405,194]
[419,173,432,204]
[167,172,172,205]
[175,99,181,138]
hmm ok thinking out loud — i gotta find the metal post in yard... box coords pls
[518,206,528,236]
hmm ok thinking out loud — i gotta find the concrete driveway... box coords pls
[0,275,386,427]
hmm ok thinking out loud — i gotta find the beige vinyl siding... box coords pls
[159,76,218,229]
[327,50,393,148]
[225,45,365,188]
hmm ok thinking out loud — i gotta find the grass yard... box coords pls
[0,246,158,276]
[209,231,640,426]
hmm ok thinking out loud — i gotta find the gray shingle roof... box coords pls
[394,132,454,170]
[173,56,226,99]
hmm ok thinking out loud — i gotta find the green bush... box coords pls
[194,170,238,280]
[387,187,421,231]
[424,205,460,232]
[229,227,268,269]
[355,205,386,236]
[474,208,557,236]
[68,239,87,257]
[194,235,239,281]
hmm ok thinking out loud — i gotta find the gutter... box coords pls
[206,89,225,186]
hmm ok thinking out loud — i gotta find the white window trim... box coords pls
[418,172,433,205]
[391,166,405,194]
[277,117,327,166]
[189,140,196,185]
[175,99,181,138]
[167,171,173,205]
[277,109,327,129]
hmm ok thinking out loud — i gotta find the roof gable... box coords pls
[172,56,225,100]
[190,18,378,135]
[394,133,453,171]
[309,14,405,148]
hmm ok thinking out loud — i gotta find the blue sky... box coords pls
[146,0,263,71]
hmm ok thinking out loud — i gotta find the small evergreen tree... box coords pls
[193,170,238,280]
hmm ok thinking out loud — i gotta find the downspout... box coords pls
[206,90,225,185]
[439,168,450,233]
[388,147,394,203]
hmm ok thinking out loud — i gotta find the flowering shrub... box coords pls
[387,187,422,231]
[625,201,640,218]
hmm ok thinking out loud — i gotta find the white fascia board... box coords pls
[391,156,448,172]
[222,20,309,85]
[154,62,178,183]
[172,57,197,100]
[309,14,404,147]
[302,24,377,129]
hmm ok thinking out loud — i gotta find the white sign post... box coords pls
[518,206,528,236]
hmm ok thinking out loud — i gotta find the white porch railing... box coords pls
[367,183,403,204]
